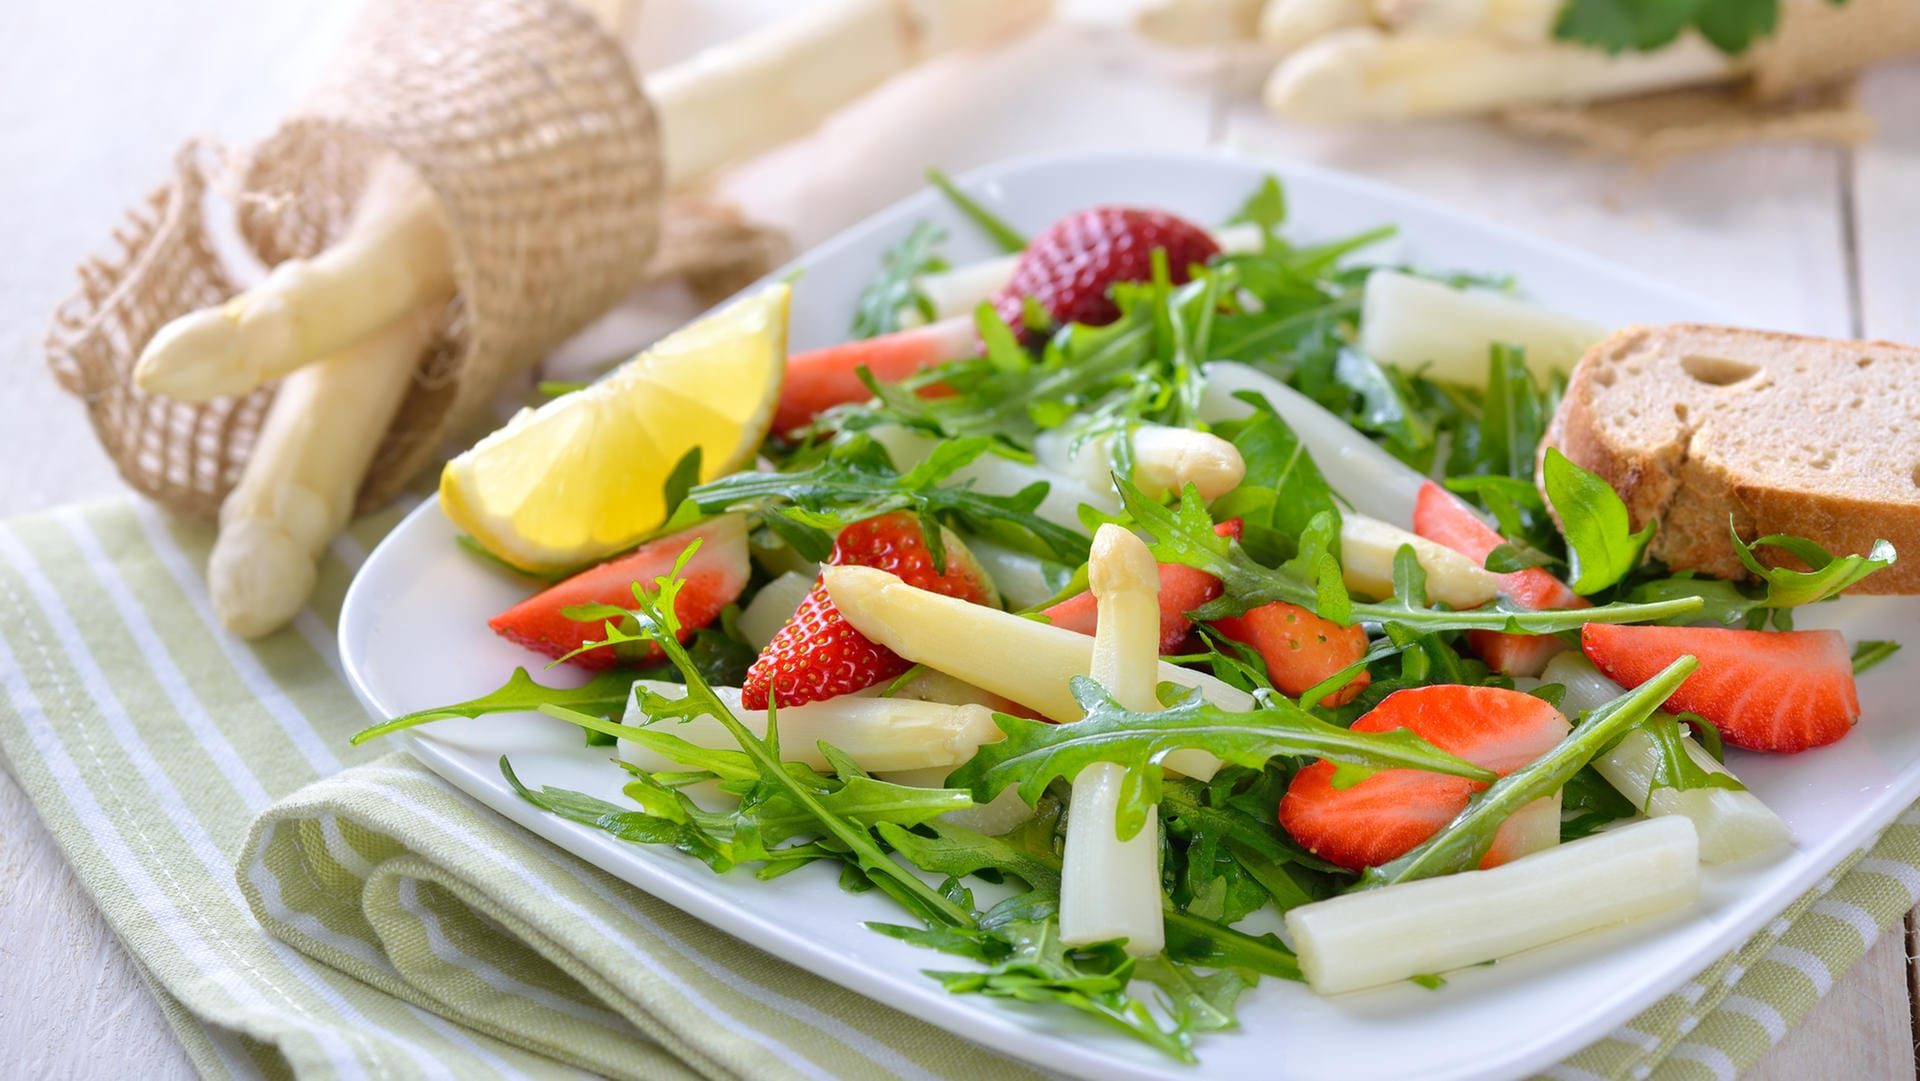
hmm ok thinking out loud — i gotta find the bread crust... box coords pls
[1542,323,1920,595]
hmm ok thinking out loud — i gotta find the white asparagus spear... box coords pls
[136,0,1050,403]
[1061,526,1167,954]
[1264,28,1737,123]
[1359,270,1606,383]
[1286,816,1700,994]
[1034,423,1247,503]
[738,571,815,650]
[1134,0,1266,46]
[1542,653,1791,863]
[1198,361,1428,527]
[823,564,1248,779]
[1258,0,1369,52]
[618,681,1003,774]
[1371,0,1563,42]
[1340,514,1502,609]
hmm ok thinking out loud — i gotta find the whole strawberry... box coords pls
[992,206,1220,335]
[741,512,997,710]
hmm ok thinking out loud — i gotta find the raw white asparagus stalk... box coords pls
[738,571,816,650]
[1286,816,1700,994]
[138,0,1048,403]
[133,171,454,402]
[1340,514,1501,609]
[1060,526,1167,954]
[618,681,1002,773]
[1359,270,1606,383]
[1264,28,1738,123]
[1259,0,1369,51]
[903,223,1266,326]
[1199,361,1428,526]
[1541,653,1791,863]
[1371,0,1563,42]
[1134,0,1266,46]
[822,564,1250,779]
[1034,423,1247,503]
[868,423,1121,524]
[651,0,1049,186]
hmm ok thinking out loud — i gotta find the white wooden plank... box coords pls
[1749,924,1913,1081]
[1215,66,1854,336]
[1852,60,1920,344]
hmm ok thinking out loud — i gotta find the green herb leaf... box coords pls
[1542,447,1656,594]
[852,221,950,338]
[1207,395,1343,567]
[1729,524,1895,608]
[1854,640,1901,675]
[1225,175,1288,248]
[1642,714,1745,795]
[926,168,1026,253]
[350,667,644,745]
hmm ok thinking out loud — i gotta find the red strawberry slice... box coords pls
[1040,520,1242,654]
[1580,624,1858,753]
[1211,601,1372,707]
[1279,685,1570,871]
[1413,481,1588,677]
[773,316,975,437]
[488,516,750,670]
[743,513,997,710]
[993,206,1220,336]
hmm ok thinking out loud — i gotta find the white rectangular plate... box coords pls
[339,150,1920,1081]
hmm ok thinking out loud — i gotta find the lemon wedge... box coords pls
[440,283,789,574]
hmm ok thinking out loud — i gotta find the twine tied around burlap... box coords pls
[45,0,788,520]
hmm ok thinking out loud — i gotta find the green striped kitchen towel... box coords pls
[3,495,1919,1081]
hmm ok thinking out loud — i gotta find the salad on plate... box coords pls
[354,172,1899,1064]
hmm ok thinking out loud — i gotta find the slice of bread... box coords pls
[1542,323,1920,594]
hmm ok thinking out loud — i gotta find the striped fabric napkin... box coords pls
[3,496,1918,1081]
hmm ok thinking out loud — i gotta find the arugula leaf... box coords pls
[350,667,644,745]
[1541,447,1656,594]
[926,168,1026,253]
[1360,655,1698,887]
[852,221,950,339]
[1560,767,1639,841]
[1207,394,1343,566]
[1120,477,1703,633]
[1729,523,1895,607]
[1642,714,1745,795]
[1225,175,1287,248]
[504,759,738,872]
[1479,344,1547,482]
[1854,640,1902,675]
[950,679,1494,841]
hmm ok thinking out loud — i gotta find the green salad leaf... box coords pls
[851,221,950,339]
[1542,447,1656,594]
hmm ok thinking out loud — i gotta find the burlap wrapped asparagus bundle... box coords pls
[1135,0,1920,157]
[47,0,1046,637]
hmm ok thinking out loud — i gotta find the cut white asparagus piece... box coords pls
[961,536,1061,610]
[139,1,1047,403]
[1286,816,1700,994]
[1541,653,1791,863]
[1061,526,1167,954]
[879,765,1035,834]
[209,305,440,637]
[618,682,1001,774]
[1264,28,1738,123]
[1259,0,1369,51]
[1134,0,1265,46]
[1199,361,1427,526]
[822,565,1250,779]
[903,222,1267,327]
[134,169,454,403]
[739,571,816,650]
[868,423,1120,525]
[1340,514,1501,610]
[1359,270,1605,383]
[1033,423,1246,504]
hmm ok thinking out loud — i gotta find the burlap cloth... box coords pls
[44,0,787,520]
[1501,0,1920,162]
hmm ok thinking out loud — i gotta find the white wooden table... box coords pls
[1,1,1916,1076]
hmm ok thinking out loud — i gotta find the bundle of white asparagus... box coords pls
[74,0,1047,639]
[1135,0,1920,129]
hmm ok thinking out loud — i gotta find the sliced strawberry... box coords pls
[1040,520,1242,653]
[1279,685,1570,871]
[773,316,975,436]
[1211,602,1372,707]
[1580,624,1858,753]
[488,516,750,670]
[1413,481,1587,677]
[992,207,1219,337]
[743,513,996,709]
